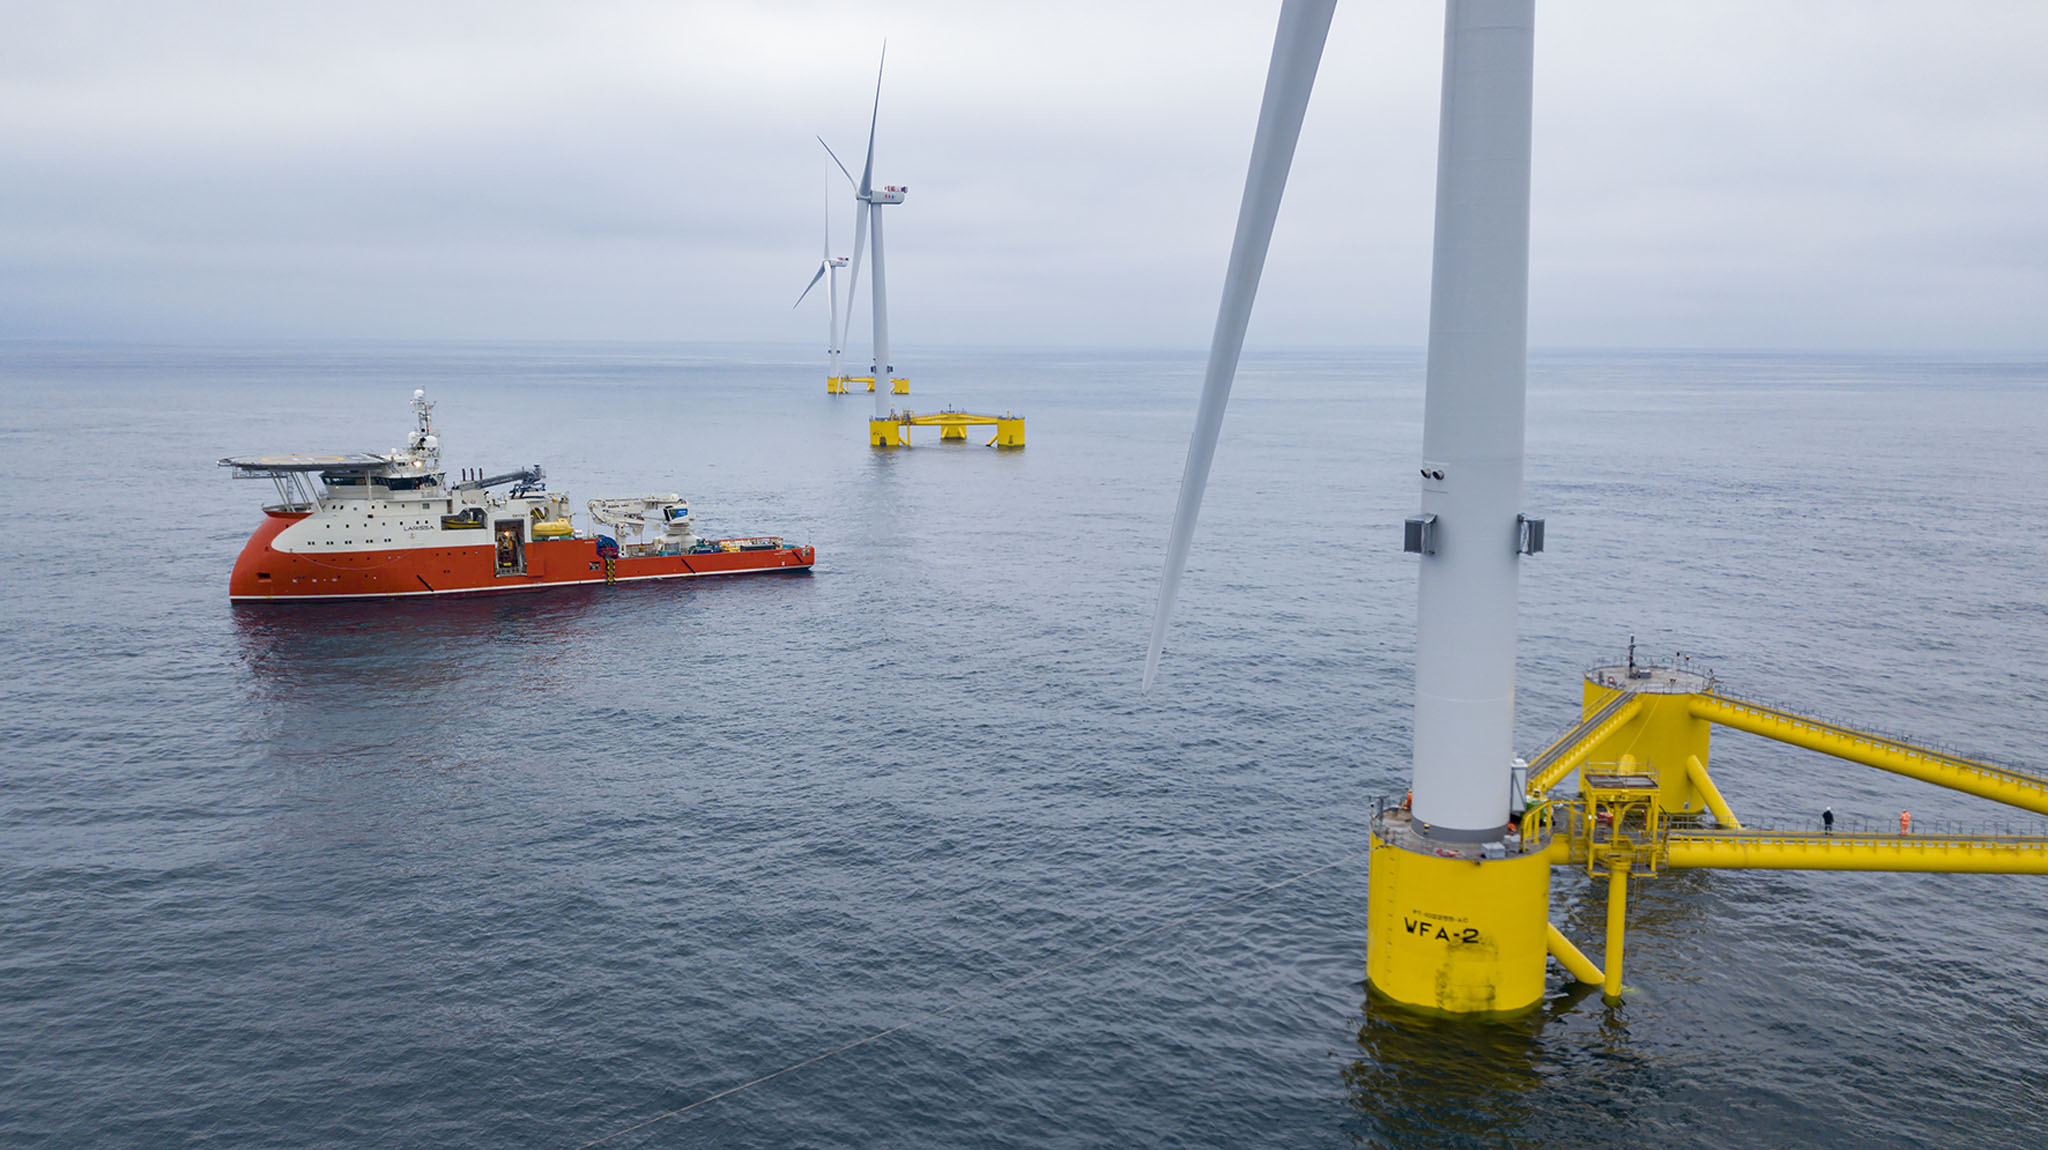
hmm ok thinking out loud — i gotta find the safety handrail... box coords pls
[1669,813,2048,839]
[1698,694,2048,793]
[1525,690,1629,769]
[1525,691,1643,793]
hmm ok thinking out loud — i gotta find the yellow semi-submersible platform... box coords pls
[1366,656,2048,1015]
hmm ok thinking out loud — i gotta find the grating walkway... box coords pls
[1693,694,2048,816]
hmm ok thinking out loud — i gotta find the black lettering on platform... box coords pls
[1400,916,1486,946]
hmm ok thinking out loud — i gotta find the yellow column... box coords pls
[868,419,905,448]
[891,377,910,394]
[1602,863,1630,1001]
[1366,829,1551,1016]
[1576,681,1714,814]
[993,417,1026,448]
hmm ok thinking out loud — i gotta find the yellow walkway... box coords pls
[1666,828,2048,873]
[1690,694,2048,816]
[1527,690,1643,794]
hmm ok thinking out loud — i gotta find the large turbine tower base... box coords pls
[1366,811,1551,1015]
[1365,0,1547,1016]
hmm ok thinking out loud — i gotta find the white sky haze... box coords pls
[2,1,2044,350]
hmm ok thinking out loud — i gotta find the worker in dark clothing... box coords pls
[1822,807,1835,833]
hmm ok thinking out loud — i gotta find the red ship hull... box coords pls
[229,511,813,602]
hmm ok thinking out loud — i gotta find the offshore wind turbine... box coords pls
[1148,0,2048,1019]
[794,159,850,392]
[1145,0,1552,1014]
[822,47,910,416]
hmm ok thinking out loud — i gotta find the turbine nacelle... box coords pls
[864,186,908,205]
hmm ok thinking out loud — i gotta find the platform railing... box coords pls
[1696,694,2048,792]
[1698,689,2036,772]
[1671,813,2048,840]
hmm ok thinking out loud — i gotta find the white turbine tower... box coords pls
[823,48,910,418]
[794,158,850,391]
[1145,0,1552,1014]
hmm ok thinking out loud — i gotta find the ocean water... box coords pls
[3,342,2047,1147]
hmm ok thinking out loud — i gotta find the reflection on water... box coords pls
[1343,985,1551,1144]
[230,589,609,697]
[1343,980,1641,1147]
[228,590,622,781]
[1335,870,1729,1146]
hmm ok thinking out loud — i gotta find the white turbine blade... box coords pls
[858,44,885,198]
[1142,0,1335,693]
[794,261,828,308]
[818,136,856,189]
[841,203,869,352]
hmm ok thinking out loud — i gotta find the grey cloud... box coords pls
[1,1,2043,349]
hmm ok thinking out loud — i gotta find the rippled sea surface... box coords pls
[4,342,2048,1148]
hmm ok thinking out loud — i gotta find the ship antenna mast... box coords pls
[409,388,441,467]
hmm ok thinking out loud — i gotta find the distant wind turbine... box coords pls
[821,46,910,415]
[794,158,850,391]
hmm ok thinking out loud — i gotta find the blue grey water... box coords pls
[4,342,2047,1147]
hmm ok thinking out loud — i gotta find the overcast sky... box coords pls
[2,1,2044,350]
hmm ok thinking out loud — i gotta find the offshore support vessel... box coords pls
[220,390,813,602]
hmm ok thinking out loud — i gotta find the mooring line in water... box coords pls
[572,847,1370,1148]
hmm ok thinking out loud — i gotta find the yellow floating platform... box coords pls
[1369,659,2048,1015]
[836,376,910,395]
[870,410,1024,449]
